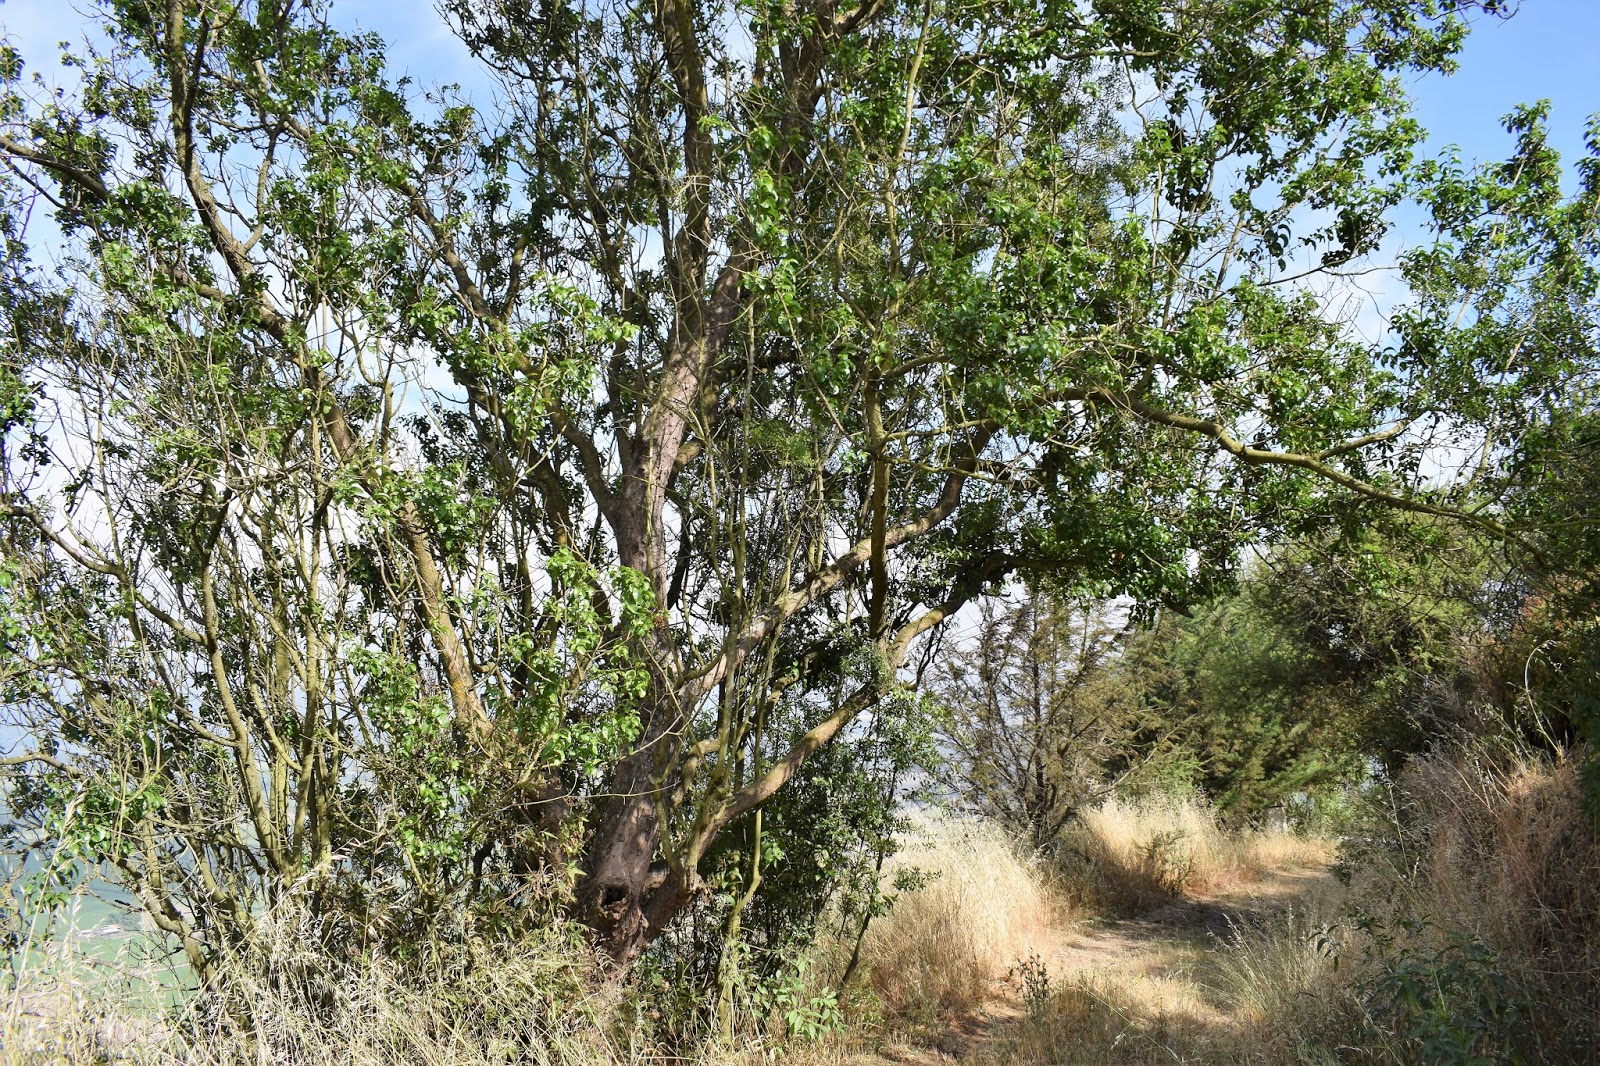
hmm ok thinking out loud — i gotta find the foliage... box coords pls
[0,0,1594,991]
[932,592,1139,850]
[1357,920,1530,1065]
[1477,402,1600,807]
[1113,520,1503,816]
[748,958,845,1044]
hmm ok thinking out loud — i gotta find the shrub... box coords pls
[1358,923,1529,1065]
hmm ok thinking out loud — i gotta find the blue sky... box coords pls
[1408,1,1598,185]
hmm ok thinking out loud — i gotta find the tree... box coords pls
[933,592,1137,851]
[0,0,1591,971]
[1113,520,1505,816]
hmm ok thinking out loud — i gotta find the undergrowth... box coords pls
[1056,795,1332,915]
[6,753,1594,1065]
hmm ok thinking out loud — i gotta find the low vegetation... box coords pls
[6,748,1599,1063]
[853,818,1056,1022]
[1057,796,1333,915]
[962,751,1600,1066]
[4,934,636,1066]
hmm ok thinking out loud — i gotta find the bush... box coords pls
[1358,923,1529,1065]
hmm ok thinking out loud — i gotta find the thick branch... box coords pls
[0,135,109,200]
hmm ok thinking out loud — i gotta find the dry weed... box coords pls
[856,817,1058,1020]
[2,906,644,1066]
[1352,750,1600,1059]
[970,967,1231,1066]
[2,957,172,1065]
[1058,796,1331,914]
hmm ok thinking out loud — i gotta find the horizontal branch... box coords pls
[1077,386,1523,545]
[0,751,71,771]
[0,135,110,200]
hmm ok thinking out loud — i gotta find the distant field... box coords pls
[5,853,183,978]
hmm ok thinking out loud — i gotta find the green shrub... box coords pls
[1358,919,1530,1065]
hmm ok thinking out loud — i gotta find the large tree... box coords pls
[1,0,1592,968]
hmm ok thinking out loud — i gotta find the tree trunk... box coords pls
[577,777,666,962]
[576,494,690,963]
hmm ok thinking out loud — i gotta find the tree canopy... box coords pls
[0,0,1595,969]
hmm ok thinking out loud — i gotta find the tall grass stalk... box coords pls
[854,817,1057,1020]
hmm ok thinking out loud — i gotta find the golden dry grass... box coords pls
[1058,795,1333,914]
[958,884,1360,1065]
[0,914,181,1066]
[1350,750,1600,1059]
[970,970,1226,1066]
[8,757,1594,1065]
[966,755,1600,1065]
[1406,754,1600,971]
[852,816,1059,1021]
[2,911,644,1066]
[839,800,1334,1034]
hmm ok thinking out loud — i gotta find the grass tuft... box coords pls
[855,816,1058,1021]
[1056,795,1332,914]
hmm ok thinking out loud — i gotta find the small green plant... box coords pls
[1140,829,1196,897]
[752,958,845,1045]
[1357,918,1530,1065]
[1013,952,1053,1020]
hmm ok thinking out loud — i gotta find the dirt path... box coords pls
[875,864,1342,1064]
[1047,866,1338,978]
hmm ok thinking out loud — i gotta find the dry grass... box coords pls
[1348,750,1600,1060]
[2,908,646,1066]
[971,754,1600,1065]
[1,908,181,1066]
[193,923,637,1065]
[9,756,1593,1065]
[2,955,168,1065]
[853,816,1058,1021]
[961,892,1362,1065]
[972,970,1227,1066]
[956,881,1357,1066]
[1206,902,1364,1063]
[1211,906,1342,1031]
[1405,753,1600,975]
[831,800,1334,1045]
[1057,795,1332,914]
